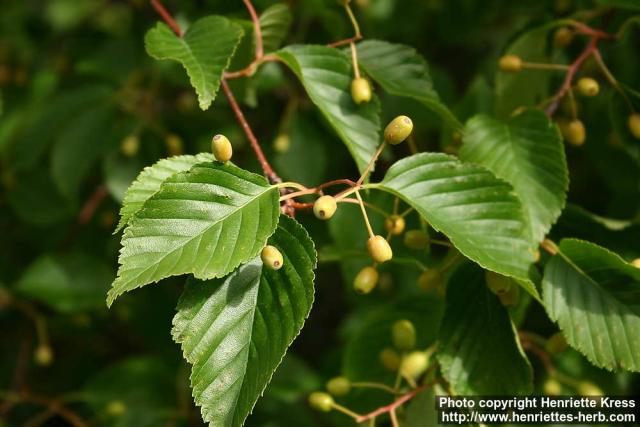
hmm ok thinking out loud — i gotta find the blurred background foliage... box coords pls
[0,0,639,426]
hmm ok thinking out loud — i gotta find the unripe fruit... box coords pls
[577,77,599,97]
[353,266,379,294]
[120,135,140,157]
[417,269,442,291]
[392,319,416,351]
[313,195,337,220]
[308,392,334,412]
[553,27,573,47]
[273,134,290,153]
[543,378,562,396]
[212,134,233,162]
[367,235,393,263]
[261,245,283,270]
[403,229,430,250]
[379,347,401,371]
[485,271,513,295]
[165,133,184,156]
[106,400,126,417]
[498,284,520,307]
[632,258,640,268]
[545,332,568,355]
[384,215,405,235]
[577,381,603,396]
[499,55,522,73]
[400,351,428,380]
[326,376,351,396]
[566,120,586,146]
[34,345,53,366]
[384,115,413,145]
[628,113,640,139]
[351,77,372,104]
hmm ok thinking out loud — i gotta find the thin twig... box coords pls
[357,142,387,185]
[150,0,182,36]
[220,79,279,183]
[243,0,263,59]
[356,384,430,423]
[327,35,363,48]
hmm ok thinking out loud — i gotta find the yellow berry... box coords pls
[628,113,640,139]
[261,245,283,270]
[553,27,574,47]
[313,195,337,220]
[384,215,405,235]
[392,319,416,351]
[497,284,520,307]
[577,77,599,97]
[34,345,53,366]
[273,134,290,153]
[543,378,562,396]
[631,258,640,268]
[384,115,413,145]
[403,229,429,250]
[566,120,586,146]
[379,347,400,371]
[545,332,568,355]
[400,351,429,381]
[106,400,126,417]
[120,135,140,157]
[367,235,393,263]
[212,134,233,162]
[326,377,351,396]
[577,381,603,396]
[308,392,334,412]
[485,271,513,295]
[353,266,379,294]
[417,269,442,291]
[165,133,184,156]
[499,55,522,72]
[351,77,372,104]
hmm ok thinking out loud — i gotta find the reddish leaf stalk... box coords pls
[78,185,108,225]
[356,384,430,423]
[546,36,599,116]
[243,0,263,59]
[150,0,182,37]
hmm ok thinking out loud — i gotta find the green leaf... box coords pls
[276,45,381,173]
[437,263,533,395]
[596,0,640,10]
[461,110,568,244]
[145,16,244,110]
[374,152,536,280]
[15,253,113,313]
[356,40,462,130]
[107,161,280,306]
[542,239,640,372]
[172,215,316,427]
[259,4,292,53]
[115,153,215,233]
[51,105,116,199]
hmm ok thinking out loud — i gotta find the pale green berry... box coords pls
[261,245,283,270]
[485,271,513,295]
[400,351,428,380]
[367,235,393,263]
[543,378,562,396]
[384,215,405,235]
[34,345,53,366]
[326,376,351,396]
[308,392,334,412]
[499,55,522,72]
[384,115,413,145]
[212,134,233,162]
[417,269,442,291]
[577,77,599,97]
[313,195,337,220]
[404,230,429,250]
[379,347,400,371]
[351,77,372,104]
[545,332,568,355]
[392,319,416,351]
[353,266,379,294]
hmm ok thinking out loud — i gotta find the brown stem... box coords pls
[78,185,108,225]
[546,37,599,116]
[356,383,433,423]
[150,0,182,37]
[327,35,363,48]
[243,0,263,59]
[220,79,279,183]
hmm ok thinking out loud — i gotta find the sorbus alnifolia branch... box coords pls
[343,1,362,39]
[150,0,182,37]
[350,42,360,79]
[357,142,387,186]
[327,35,363,48]
[355,190,374,238]
[355,383,433,423]
[243,0,263,60]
